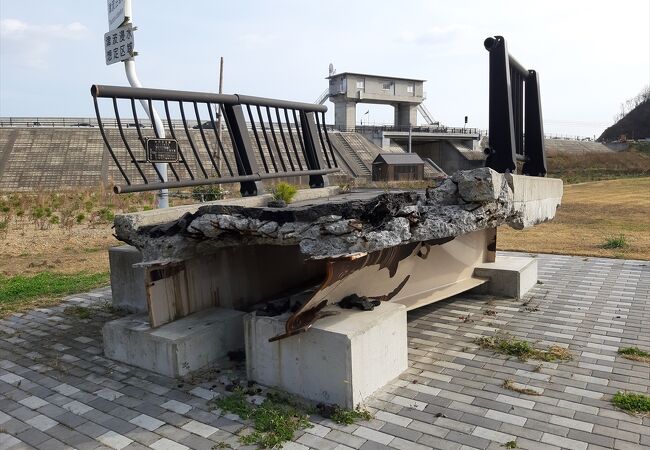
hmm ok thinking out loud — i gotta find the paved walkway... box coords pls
[0,253,648,450]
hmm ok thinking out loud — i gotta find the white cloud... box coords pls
[397,25,472,46]
[0,19,88,69]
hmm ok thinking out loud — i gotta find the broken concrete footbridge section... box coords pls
[106,167,562,406]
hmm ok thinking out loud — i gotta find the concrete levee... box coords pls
[412,140,484,174]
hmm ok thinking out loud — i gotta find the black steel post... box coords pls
[300,111,329,188]
[523,70,547,176]
[223,104,263,196]
[484,36,517,173]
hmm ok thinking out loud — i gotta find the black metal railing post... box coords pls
[484,36,546,177]
[522,70,547,176]
[222,103,263,196]
[300,111,329,188]
[484,36,517,173]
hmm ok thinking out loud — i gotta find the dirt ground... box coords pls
[1,177,648,278]
[1,226,119,277]
[498,177,650,260]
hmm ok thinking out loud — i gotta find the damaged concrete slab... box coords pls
[115,168,562,264]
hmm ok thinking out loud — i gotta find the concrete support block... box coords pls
[103,307,246,378]
[333,101,356,130]
[394,104,417,127]
[245,302,407,408]
[473,256,538,299]
[108,245,147,313]
[506,174,563,229]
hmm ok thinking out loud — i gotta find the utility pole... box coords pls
[105,0,168,208]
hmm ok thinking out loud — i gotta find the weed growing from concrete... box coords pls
[618,347,650,363]
[271,182,298,204]
[612,391,650,415]
[503,379,542,396]
[329,405,372,425]
[475,332,572,362]
[214,388,372,448]
[503,441,517,449]
[211,442,232,449]
[214,388,310,448]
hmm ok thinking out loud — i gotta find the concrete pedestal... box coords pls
[473,256,538,299]
[103,307,246,378]
[108,245,147,313]
[245,302,407,408]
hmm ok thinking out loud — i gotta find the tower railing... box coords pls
[91,85,338,196]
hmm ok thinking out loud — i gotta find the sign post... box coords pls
[105,0,169,208]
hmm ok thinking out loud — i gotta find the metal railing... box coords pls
[91,85,338,196]
[484,36,546,176]
[327,124,482,135]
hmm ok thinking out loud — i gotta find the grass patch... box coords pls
[213,389,371,448]
[475,333,572,362]
[618,347,650,363]
[63,305,92,319]
[212,443,232,449]
[0,272,109,317]
[503,379,542,396]
[612,391,650,415]
[271,182,298,204]
[601,234,629,249]
[318,404,373,425]
[214,389,309,448]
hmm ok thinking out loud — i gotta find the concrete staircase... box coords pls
[328,133,372,177]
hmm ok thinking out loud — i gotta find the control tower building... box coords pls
[327,72,425,130]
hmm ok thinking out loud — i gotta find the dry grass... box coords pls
[475,332,572,362]
[0,188,218,277]
[503,379,542,396]
[498,177,650,260]
[618,347,650,364]
[545,146,650,184]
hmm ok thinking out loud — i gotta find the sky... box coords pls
[1,0,649,138]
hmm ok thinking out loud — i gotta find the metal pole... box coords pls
[216,56,224,171]
[124,59,169,208]
[408,123,412,153]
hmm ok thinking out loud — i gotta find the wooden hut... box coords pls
[372,153,425,181]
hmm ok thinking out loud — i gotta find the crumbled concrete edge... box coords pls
[114,168,560,264]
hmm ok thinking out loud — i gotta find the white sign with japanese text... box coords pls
[104,23,134,66]
[107,0,132,31]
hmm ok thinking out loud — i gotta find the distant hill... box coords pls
[599,98,650,142]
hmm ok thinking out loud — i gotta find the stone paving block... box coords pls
[325,429,367,448]
[296,433,339,450]
[97,430,133,450]
[0,433,23,449]
[128,414,164,432]
[150,437,189,450]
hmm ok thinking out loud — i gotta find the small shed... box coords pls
[372,153,425,181]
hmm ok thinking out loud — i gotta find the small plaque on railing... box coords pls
[146,138,179,163]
